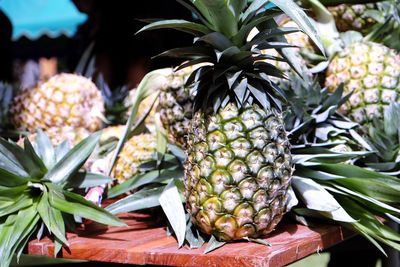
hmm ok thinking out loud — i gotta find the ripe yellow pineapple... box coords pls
[112,133,156,182]
[325,42,400,124]
[11,73,105,133]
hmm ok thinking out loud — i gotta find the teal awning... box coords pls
[0,0,87,41]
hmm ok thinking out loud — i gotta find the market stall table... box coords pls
[27,211,353,267]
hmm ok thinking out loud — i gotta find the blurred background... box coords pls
[0,0,192,89]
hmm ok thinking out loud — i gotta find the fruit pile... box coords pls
[1,0,400,265]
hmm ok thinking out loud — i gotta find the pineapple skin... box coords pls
[184,103,293,241]
[159,65,200,148]
[325,42,400,125]
[11,73,105,133]
[329,4,378,33]
[113,133,156,182]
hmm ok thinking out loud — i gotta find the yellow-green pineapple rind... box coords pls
[113,133,156,182]
[184,103,293,241]
[159,66,197,147]
[325,42,400,125]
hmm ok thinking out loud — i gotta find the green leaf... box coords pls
[333,178,400,203]
[23,139,48,176]
[65,172,111,189]
[0,168,29,187]
[0,185,27,197]
[55,141,70,162]
[0,205,39,267]
[241,0,270,23]
[48,186,125,227]
[136,19,211,36]
[204,235,226,254]
[326,184,400,215]
[0,138,44,178]
[106,187,164,214]
[155,117,168,165]
[37,190,69,246]
[108,170,170,198]
[292,177,342,212]
[194,0,238,37]
[107,69,172,176]
[269,0,324,54]
[35,129,56,168]
[0,193,33,217]
[159,179,186,247]
[310,163,394,180]
[185,220,205,249]
[45,132,101,184]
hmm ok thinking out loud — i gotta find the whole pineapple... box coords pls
[328,4,379,33]
[140,0,321,241]
[11,73,105,133]
[112,133,156,182]
[186,103,292,240]
[325,42,400,124]
[159,65,198,147]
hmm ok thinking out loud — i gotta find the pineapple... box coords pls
[140,0,321,241]
[358,102,400,172]
[186,103,292,240]
[112,133,156,182]
[11,73,105,133]
[328,4,379,33]
[325,42,400,125]
[159,65,198,147]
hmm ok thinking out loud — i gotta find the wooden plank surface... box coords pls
[27,211,353,267]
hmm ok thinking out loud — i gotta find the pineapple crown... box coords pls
[283,72,357,145]
[358,102,400,173]
[0,130,125,266]
[137,0,322,113]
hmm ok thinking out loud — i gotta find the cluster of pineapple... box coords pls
[2,0,400,255]
[5,65,199,183]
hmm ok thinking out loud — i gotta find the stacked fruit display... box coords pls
[103,0,400,254]
[1,0,400,265]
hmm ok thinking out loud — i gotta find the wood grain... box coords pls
[27,212,353,267]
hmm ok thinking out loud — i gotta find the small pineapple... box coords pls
[112,133,156,182]
[11,73,105,133]
[159,65,198,147]
[328,4,379,33]
[325,42,400,125]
